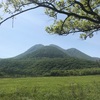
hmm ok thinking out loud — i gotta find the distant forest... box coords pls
[0,44,100,77]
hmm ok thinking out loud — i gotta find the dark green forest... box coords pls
[0,44,100,77]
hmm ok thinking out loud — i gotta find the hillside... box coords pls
[65,48,94,60]
[0,44,100,77]
[15,44,44,58]
[21,46,68,58]
[0,58,99,77]
[15,44,68,59]
[14,44,99,61]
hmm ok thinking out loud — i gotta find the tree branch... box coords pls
[69,12,100,24]
[60,16,70,34]
[75,1,92,14]
[75,0,100,21]
[87,0,93,12]
[0,6,40,25]
[31,1,100,23]
[0,0,100,25]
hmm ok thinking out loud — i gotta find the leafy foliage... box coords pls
[0,0,100,39]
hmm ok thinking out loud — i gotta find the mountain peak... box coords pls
[26,44,44,53]
[15,44,44,58]
[24,45,68,58]
[65,48,94,60]
[14,44,99,61]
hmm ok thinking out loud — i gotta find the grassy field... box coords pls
[0,75,100,100]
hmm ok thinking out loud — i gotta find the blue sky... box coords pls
[0,7,100,58]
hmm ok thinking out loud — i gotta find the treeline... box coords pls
[47,68,100,76]
[0,58,100,77]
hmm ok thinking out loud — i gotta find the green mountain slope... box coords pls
[0,58,99,77]
[0,44,100,77]
[22,45,68,58]
[65,48,94,61]
[14,44,99,61]
[15,44,44,59]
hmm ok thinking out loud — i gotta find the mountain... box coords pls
[14,44,99,61]
[24,44,44,54]
[65,48,94,61]
[0,44,100,77]
[15,44,44,58]
[49,44,65,52]
[93,57,100,61]
[16,45,68,59]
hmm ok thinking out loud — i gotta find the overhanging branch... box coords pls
[75,0,100,21]
[31,1,100,24]
[0,6,40,25]
[60,16,70,34]
[0,0,100,26]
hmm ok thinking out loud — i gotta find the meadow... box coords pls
[0,75,100,100]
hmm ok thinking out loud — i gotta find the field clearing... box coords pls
[0,75,100,100]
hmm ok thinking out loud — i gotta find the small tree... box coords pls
[0,0,100,39]
[96,60,100,67]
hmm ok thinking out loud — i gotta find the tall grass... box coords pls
[0,75,100,100]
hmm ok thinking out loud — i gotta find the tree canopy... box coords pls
[0,0,100,39]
